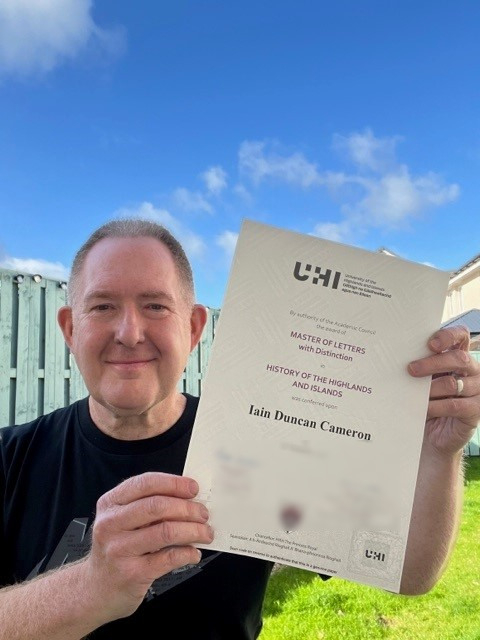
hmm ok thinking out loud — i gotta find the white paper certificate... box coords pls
[183,218,450,592]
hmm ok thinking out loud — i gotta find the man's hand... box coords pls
[86,472,213,621]
[402,325,479,594]
[408,325,480,455]
[0,472,213,640]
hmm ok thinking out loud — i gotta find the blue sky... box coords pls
[1,0,479,309]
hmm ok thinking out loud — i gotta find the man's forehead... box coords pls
[83,288,175,301]
[87,235,172,258]
[74,236,187,304]
[81,237,177,277]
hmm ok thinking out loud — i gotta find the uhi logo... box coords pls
[293,261,342,290]
[365,549,386,562]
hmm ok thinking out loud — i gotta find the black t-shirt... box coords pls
[0,395,274,639]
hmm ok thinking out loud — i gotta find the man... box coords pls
[1,218,479,639]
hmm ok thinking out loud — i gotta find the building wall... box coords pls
[442,260,480,322]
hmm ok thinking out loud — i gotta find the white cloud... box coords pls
[232,182,253,203]
[172,188,214,214]
[215,230,238,262]
[0,0,126,78]
[113,201,207,259]
[201,166,228,196]
[332,128,401,173]
[239,140,321,187]
[237,133,460,243]
[343,166,459,229]
[311,221,352,244]
[0,256,70,281]
[105,132,458,277]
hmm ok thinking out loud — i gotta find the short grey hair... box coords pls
[68,218,195,307]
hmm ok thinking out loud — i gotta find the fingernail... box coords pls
[200,505,209,521]
[407,362,419,375]
[188,479,199,495]
[429,337,442,350]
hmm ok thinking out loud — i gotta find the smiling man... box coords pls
[58,232,207,439]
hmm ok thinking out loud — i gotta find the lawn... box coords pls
[259,456,480,640]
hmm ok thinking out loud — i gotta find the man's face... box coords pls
[59,236,205,419]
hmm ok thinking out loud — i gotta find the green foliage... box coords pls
[260,457,480,640]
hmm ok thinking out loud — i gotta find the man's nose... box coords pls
[114,307,145,346]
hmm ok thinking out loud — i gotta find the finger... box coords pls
[408,334,480,377]
[408,348,472,378]
[121,519,214,557]
[94,495,208,539]
[426,397,480,430]
[98,472,199,511]
[430,373,475,399]
[148,544,204,573]
[118,496,208,530]
[427,325,470,353]
[137,544,205,585]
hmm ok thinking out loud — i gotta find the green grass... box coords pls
[259,457,480,640]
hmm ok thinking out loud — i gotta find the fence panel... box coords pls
[0,271,14,426]
[43,279,70,412]
[0,270,76,425]
[15,277,41,423]
[178,307,221,396]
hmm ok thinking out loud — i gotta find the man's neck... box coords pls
[87,393,187,440]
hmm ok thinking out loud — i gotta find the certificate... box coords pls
[183,218,450,592]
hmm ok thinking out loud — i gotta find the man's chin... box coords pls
[90,395,164,418]
[108,404,151,417]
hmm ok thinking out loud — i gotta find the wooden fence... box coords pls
[0,267,479,455]
[0,269,82,426]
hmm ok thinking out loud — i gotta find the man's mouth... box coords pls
[107,358,156,370]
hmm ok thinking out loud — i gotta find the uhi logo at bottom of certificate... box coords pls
[347,532,404,581]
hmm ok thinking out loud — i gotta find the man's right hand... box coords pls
[0,472,213,640]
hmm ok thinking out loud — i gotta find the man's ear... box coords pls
[57,306,74,351]
[190,304,208,352]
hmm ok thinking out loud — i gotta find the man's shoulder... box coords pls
[183,393,200,416]
[0,398,88,445]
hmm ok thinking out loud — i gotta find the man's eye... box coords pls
[93,304,112,311]
[148,304,165,311]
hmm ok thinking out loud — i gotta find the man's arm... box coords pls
[401,326,480,594]
[0,473,213,640]
[400,443,464,594]
[0,561,108,640]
